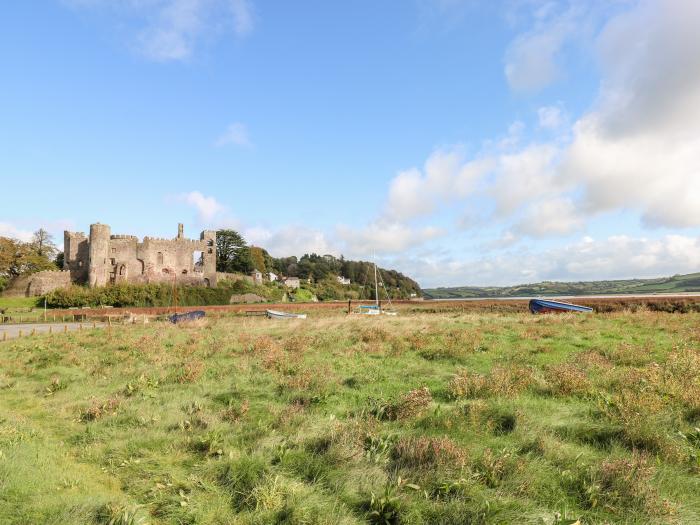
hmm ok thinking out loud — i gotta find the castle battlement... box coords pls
[63,223,217,289]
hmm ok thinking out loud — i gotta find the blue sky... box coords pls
[2,0,700,287]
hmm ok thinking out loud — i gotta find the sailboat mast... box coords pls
[374,261,379,308]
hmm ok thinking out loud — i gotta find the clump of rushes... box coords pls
[573,453,673,516]
[368,386,432,421]
[391,435,467,470]
[545,363,592,396]
[79,397,120,422]
[448,366,534,399]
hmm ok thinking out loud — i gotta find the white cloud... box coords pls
[561,0,700,228]
[0,223,34,242]
[515,197,584,237]
[401,233,700,288]
[177,191,226,223]
[336,221,444,257]
[215,122,252,148]
[538,104,565,129]
[385,148,492,221]
[245,225,336,257]
[66,0,254,62]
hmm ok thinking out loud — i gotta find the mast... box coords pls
[374,261,380,310]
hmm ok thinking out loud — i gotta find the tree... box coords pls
[216,230,247,273]
[0,236,57,278]
[249,246,267,273]
[31,228,58,259]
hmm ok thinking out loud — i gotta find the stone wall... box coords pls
[2,270,71,297]
[64,223,217,289]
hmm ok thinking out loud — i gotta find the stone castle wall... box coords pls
[2,223,218,297]
[2,270,71,297]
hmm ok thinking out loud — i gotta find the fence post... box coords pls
[49,326,53,334]
[31,328,36,336]
[64,325,67,333]
[18,329,22,337]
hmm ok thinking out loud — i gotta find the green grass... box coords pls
[1,310,699,524]
[0,296,40,310]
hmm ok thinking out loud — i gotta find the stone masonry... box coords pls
[3,223,217,297]
[64,223,217,288]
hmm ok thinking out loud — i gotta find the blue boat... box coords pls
[529,299,593,314]
[169,310,205,323]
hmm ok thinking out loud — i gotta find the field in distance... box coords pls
[424,271,700,299]
[1,310,700,524]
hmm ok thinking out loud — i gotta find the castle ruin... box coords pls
[3,223,217,297]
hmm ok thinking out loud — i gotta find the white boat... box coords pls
[266,309,307,320]
[355,261,398,316]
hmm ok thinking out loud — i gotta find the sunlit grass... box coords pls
[1,310,699,524]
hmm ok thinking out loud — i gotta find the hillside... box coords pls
[423,271,700,299]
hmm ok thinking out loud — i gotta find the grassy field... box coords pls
[1,310,699,524]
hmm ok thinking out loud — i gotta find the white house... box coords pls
[268,272,278,282]
[283,277,300,289]
[251,269,263,285]
[336,275,351,285]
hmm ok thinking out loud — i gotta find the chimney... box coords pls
[177,223,184,239]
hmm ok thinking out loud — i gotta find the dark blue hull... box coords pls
[169,310,206,323]
[529,299,593,314]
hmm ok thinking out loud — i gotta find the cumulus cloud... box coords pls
[336,221,444,257]
[215,122,252,148]
[560,0,700,228]
[538,105,566,129]
[385,148,492,221]
[176,191,226,223]
[65,0,254,61]
[400,233,700,288]
[515,197,584,237]
[0,223,34,242]
[504,2,583,92]
[245,225,336,257]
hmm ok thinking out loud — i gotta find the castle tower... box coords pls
[177,223,184,239]
[88,223,111,287]
[200,230,217,287]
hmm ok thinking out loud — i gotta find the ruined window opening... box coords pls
[110,258,116,266]
[207,239,214,247]
[208,248,213,254]
[111,248,116,254]
[162,268,171,275]
[78,261,83,267]
[182,269,188,275]
[119,265,126,276]
[157,252,163,265]
[193,251,203,272]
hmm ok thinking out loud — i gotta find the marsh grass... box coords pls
[0,310,699,523]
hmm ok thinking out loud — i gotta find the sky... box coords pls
[1,0,700,288]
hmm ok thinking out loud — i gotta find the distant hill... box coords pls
[423,272,700,299]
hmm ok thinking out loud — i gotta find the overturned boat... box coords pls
[169,310,205,323]
[266,309,307,320]
[529,299,593,314]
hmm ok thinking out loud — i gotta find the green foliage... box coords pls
[215,229,252,273]
[0,233,59,280]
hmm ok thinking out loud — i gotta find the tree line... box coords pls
[0,229,61,292]
[215,229,421,297]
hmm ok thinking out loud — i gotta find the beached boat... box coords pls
[354,261,398,316]
[529,299,593,314]
[169,310,205,323]
[266,309,307,320]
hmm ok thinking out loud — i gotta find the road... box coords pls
[0,322,104,341]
